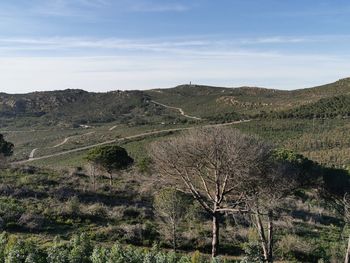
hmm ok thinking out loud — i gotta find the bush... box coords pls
[240,242,263,263]
[47,238,69,263]
[0,198,24,227]
[68,233,93,263]
[90,246,108,263]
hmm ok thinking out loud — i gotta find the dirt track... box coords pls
[14,120,250,164]
[151,100,202,120]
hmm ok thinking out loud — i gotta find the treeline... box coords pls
[0,233,234,263]
[271,95,350,119]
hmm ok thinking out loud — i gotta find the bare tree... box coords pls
[154,187,189,252]
[244,161,300,263]
[150,127,273,257]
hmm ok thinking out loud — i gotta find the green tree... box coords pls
[90,246,109,263]
[154,188,189,252]
[0,135,13,169]
[0,134,13,157]
[0,232,8,263]
[86,145,134,186]
[68,233,93,263]
[47,237,69,263]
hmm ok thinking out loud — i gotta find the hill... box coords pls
[1,77,350,128]
[145,78,350,119]
[1,77,350,168]
[0,89,183,129]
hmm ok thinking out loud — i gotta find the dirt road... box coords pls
[14,120,250,164]
[151,100,202,120]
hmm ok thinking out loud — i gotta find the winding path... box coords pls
[14,120,250,164]
[53,137,70,148]
[151,100,202,120]
[52,132,95,148]
[29,131,96,159]
[109,125,118,131]
[29,148,37,160]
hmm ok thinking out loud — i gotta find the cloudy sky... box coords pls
[1,0,350,93]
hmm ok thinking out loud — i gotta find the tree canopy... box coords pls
[0,134,14,157]
[86,145,134,173]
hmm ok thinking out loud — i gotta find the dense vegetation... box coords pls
[272,95,350,119]
[0,233,232,263]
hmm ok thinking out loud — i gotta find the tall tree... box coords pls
[86,145,134,186]
[154,187,189,252]
[150,127,273,257]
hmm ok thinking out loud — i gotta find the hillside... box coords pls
[273,94,350,119]
[1,77,350,128]
[1,77,350,167]
[0,89,183,129]
[1,78,350,262]
[146,78,350,118]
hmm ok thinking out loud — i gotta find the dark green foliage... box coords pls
[273,148,321,186]
[86,145,134,173]
[0,134,14,157]
[273,95,350,119]
[322,167,350,197]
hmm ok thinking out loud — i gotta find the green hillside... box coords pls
[0,89,185,129]
[1,78,350,262]
[146,78,350,119]
[273,94,350,119]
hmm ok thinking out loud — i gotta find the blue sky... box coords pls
[1,0,350,93]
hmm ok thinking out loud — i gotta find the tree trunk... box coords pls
[267,210,274,263]
[212,212,220,258]
[109,173,113,186]
[172,221,177,252]
[92,166,96,191]
[255,212,268,261]
[345,233,350,263]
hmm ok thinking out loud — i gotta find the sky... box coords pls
[1,0,350,93]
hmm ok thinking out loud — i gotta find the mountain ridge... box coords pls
[1,77,350,127]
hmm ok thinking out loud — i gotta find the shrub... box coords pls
[86,203,108,219]
[90,246,109,263]
[47,238,69,263]
[65,196,81,217]
[68,233,93,263]
[0,198,24,227]
[18,213,46,231]
[240,241,263,263]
